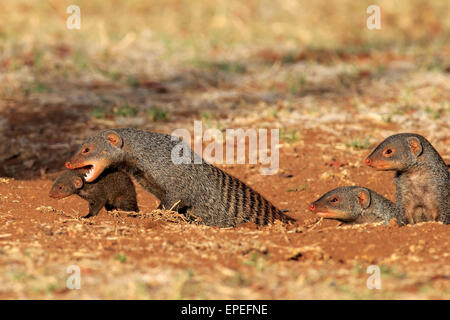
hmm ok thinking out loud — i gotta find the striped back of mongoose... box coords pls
[65,128,295,227]
[203,165,295,226]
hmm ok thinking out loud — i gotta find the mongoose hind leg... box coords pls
[112,196,139,212]
[425,199,442,222]
[84,200,105,218]
[105,203,116,212]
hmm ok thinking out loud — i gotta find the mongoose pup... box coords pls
[49,168,139,218]
[309,186,399,224]
[365,133,449,224]
[64,128,295,227]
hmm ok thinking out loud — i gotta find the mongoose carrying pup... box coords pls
[65,128,295,227]
[309,186,399,224]
[49,168,139,218]
[365,133,449,224]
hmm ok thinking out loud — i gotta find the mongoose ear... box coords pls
[105,131,123,148]
[407,137,422,157]
[73,177,84,189]
[358,189,371,209]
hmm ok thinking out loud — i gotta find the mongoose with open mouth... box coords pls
[64,128,295,227]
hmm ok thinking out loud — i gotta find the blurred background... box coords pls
[0,0,449,178]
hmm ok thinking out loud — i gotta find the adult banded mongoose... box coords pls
[49,168,138,218]
[309,186,399,224]
[365,133,449,224]
[64,128,295,227]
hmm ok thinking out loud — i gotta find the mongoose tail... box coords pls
[364,133,449,224]
[310,186,399,224]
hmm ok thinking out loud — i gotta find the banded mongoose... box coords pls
[309,186,399,224]
[64,128,295,227]
[365,133,449,224]
[49,168,139,218]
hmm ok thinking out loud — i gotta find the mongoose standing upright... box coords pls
[64,128,295,227]
[365,133,449,224]
[309,186,400,224]
[49,168,139,218]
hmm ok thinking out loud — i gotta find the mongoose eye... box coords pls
[58,185,62,190]
[82,147,91,155]
[383,148,394,157]
[329,197,339,203]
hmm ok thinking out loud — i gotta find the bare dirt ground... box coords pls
[0,0,449,299]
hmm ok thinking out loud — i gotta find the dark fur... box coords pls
[49,168,138,218]
[366,133,449,224]
[66,128,295,227]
